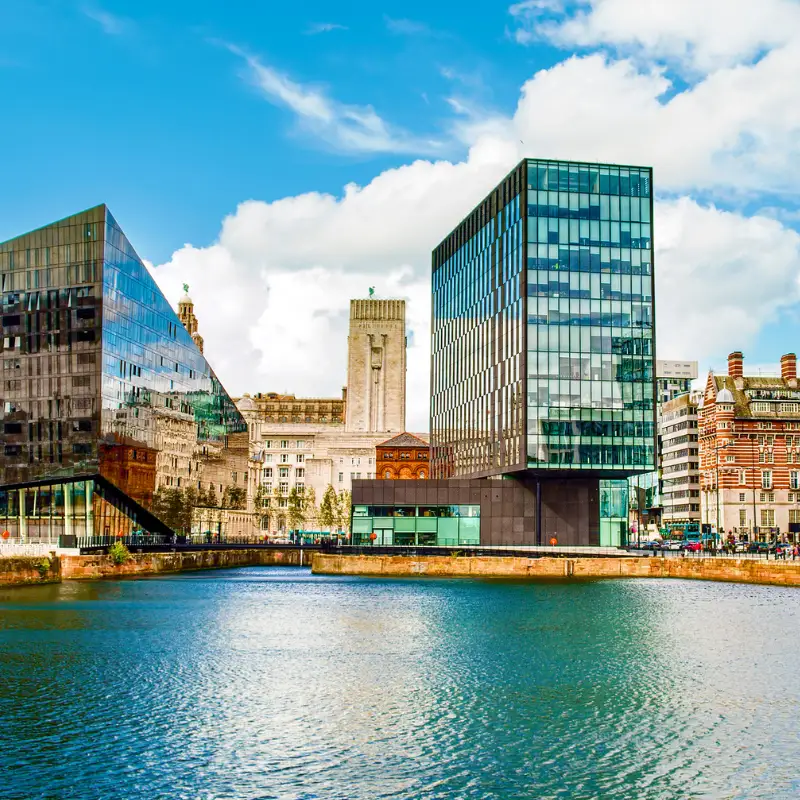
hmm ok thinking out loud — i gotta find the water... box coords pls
[1,568,799,800]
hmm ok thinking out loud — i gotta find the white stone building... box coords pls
[236,296,420,536]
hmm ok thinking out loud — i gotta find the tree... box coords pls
[287,485,306,532]
[319,485,337,534]
[304,486,318,531]
[222,485,246,509]
[336,489,351,535]
[179,487,198,535]
[203,484,219,508]
[253,482,271,532]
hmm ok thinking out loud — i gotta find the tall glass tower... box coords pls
[431,158,656,545]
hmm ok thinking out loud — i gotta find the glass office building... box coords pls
[0,205,246,544]
[424,159,655,547]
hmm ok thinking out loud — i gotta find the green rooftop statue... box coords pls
[183,283,190,294]
[368,287,375,298]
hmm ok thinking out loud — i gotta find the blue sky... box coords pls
[2,0,800,429]
[0,0,554,260]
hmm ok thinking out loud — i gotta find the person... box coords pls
[794,544,799,562]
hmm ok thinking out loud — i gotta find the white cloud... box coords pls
[509,0,800,73]
[384,16,434,36]
[655,198,800,362]
[306,22,348,35]
[225,44,445,156]
[149,16,800,431]
[82,6,132,36]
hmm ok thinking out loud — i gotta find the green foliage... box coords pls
[287,486,306,531]
[36,557,51,576]
[303,486,318,530]
[319,485,337,531]
[108,541,131,565]
[335,490,351,533]
[253,483,271,528]
[222,485,247,510]
[151,486,202,534]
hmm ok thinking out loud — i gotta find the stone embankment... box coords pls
[312,553,800,587]
[0,555,61,587]
[0,549,304,588]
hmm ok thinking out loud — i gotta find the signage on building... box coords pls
[656,360,698,380]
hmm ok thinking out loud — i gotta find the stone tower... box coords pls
[177,289,204,354]
[345,299,406,433]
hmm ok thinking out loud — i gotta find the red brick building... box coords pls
[699,351,800,541]
[98,434,158,510]
[376,433,430,480]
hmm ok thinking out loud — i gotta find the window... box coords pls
[739,492,746,502]
[751,402,770,412]
[263,453,272,463]
[262,468,273,479]
[354,472,361,479]
[296,484,305,495]
[280,440,289,449]
[739,509,747,528]
[792,471,800,490]
[782,403,800,413]
[278,498,288,509]
[338,472,343,482]
[718,422,729,429]
[762,470,772,489]
[789,493,795,502]
[791,510,800,524]
[296,454,305,463]
[725,454,735,463]
[419,470,426,478]
[738,470,746,485]
[279,453,289,464]
[264,440,271,449]
[296,468,305,478]
[767,450,774,463]
[760,509,775,527]
[367,472,372,479]
[385,470,391,479]
[295,441,304,448]
[278,482,289,494]
[278,467,289,478]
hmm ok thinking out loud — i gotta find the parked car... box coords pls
[681,541,702,552]
[662,540,683,551]
[642,540,663,550]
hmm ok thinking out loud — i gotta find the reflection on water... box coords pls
[2,569,800,799]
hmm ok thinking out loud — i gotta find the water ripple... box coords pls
[2,570,800,799]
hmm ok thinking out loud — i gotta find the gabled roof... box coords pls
[377,432,429,448]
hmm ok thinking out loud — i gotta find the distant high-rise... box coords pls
[345,299,406,434]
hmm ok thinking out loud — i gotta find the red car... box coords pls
[681,541,702,552]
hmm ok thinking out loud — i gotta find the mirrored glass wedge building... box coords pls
[351,158,656,548]
[0,205,247,544]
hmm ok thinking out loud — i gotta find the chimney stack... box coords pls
[781,353,797,388]
[728,352,744,379]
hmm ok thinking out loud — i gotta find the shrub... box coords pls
[37,557,51,577]
[108,541,132,565]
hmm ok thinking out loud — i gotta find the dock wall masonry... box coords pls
[311,554,800,587]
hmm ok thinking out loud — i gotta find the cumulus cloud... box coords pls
[150,10,800,430]
[509,0,800,73]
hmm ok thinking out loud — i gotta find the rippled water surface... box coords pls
[2,568,800,799]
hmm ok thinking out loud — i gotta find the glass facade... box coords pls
[0,205,247,543]
[351,504,480,546]
[431,162,526,478]
[432,159,656,479]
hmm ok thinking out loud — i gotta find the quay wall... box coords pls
[0,549,304,587]
[0,555,61,587]
[312,554,800,587]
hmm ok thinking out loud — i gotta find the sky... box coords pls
[2,0,800,430]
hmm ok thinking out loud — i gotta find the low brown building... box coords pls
[98,434,158,510]
[376,433,430,479]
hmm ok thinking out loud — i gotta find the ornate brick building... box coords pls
[699,351,800,542]
[376,433,430,480]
